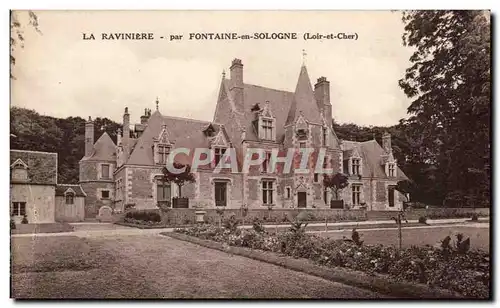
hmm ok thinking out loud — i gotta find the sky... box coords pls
[11,10,415,127]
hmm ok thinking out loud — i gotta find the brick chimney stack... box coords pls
[85,116,94,157]
[314,76,332,126]
[229,58,244,112]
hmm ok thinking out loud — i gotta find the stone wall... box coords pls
[10,184,55,223]
[80,181,115,218]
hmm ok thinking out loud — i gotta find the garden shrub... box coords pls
[418,216,428,224]
[471,213,479,221]
[252,217,265,233]
[351,228,363,246]
[10,218,16,230]
[174,223,490,298]
[124,210,161,223]
[21,215,28,224]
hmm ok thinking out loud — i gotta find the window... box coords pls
[262,152,272,173]
[101,190,110,199]
[352,185,361,206]
[214,147,226,167]
[262,180,274,205]
[11,161,28,182]
[299,142,306,148]
[323,156,329,169]
[157,182,171,201]
[65,193,75,205]
[158,145,170,165]
[351,158,360,175]
[285,187,291,199]
[314,173,319,183]
[101,164,110,179]
[388,186,395,207]
[322,127,327,146]
[388,163,395,177]
[262,119,273,140]
[12,202,26,216]
[214,182,227,207]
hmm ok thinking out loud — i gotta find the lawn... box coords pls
[315,225,490,252]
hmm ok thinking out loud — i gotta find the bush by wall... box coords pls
[124,210,161,223]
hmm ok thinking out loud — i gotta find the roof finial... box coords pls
[222,69,226,79]
[302,49,307,66]
[156,97,159,111]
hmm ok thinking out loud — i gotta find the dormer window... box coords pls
[351,158,361,175]
[388,163,396,177]
[262,119,273,140]
[11,159,28,182]
[296,128,307,140]
[158,144,170,165]
[65,192,75,205]
[213,147,226,167]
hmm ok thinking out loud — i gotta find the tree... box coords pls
[399,11,490,207]
[395,179,416,202]
[160,163,196,198]
[323,173,349,201]
[11,11,41,78]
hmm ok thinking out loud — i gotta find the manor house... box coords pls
[79,59,408,218]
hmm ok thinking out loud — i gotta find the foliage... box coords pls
[124,210,161,223]
[11,11,41,78]
[471,213,479,221]
[395,180,416,201]
[223,214,240,232]
[176,223,490,298]
[418,216,428,224]
[351,228,364,246]
[21,215,28,224]
[427,210,486,220]
[252,217,265,233]
[159,164,196,197]
[323,173,349,200]
[399,11,490,207]
[11,219,16,230]
[10,107,123,183]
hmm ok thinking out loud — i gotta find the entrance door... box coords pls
[214,182,227,207]
[388,185,395,207]
[297,192,307,208]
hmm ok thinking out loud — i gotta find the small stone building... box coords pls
[55,184,86,222]
[10,150,57,224]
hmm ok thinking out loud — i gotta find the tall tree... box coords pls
[399,11,490,207]
[10,11,41,78]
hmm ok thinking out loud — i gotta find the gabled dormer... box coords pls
[209,127,230,168]
[344,147,363,177]
[295,112,309,145]
[252,101,276,141]
[11,158,28,182]
[381,132,397,178]
[153,124,173,165]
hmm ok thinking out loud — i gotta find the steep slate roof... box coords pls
[241,83,295,142]
[341,139,408,180]
[56,184,87,197]
[10,150,57,185]
[81,132,116,162]
[127,110,228,166]
[285,65,323,126]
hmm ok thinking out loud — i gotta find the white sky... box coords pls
[11,10,415,126]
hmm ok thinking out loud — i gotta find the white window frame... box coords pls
[12,202,26,216]
[260,117,275,141]
[157,144,170,165]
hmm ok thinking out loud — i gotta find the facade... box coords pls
[55,184,87,222]
[10,150,58,224]
[80,58,408,216]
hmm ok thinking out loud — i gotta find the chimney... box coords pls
[382,132,392,153]
[123,107,130,147]
[229,58,244,112]
[85,116,94,157]
[314,77,331,126]
[117,128,122,145]
[140,108,150,125]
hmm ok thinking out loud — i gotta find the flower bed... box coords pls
[174,221,490,298]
